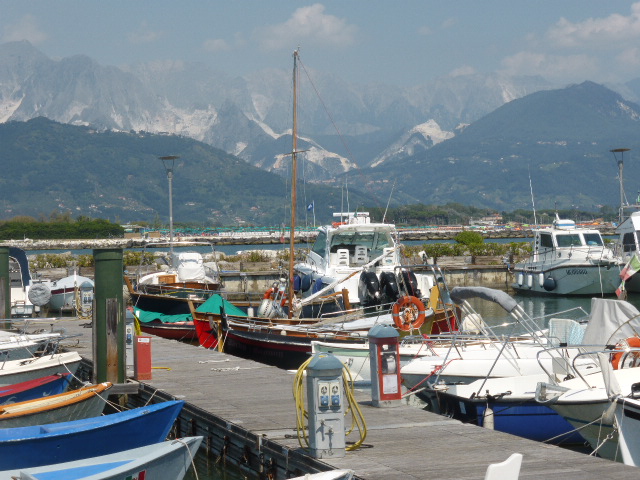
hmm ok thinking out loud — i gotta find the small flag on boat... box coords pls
[621,253,640,282]
[617,252,640,299]
[307,201,314,211]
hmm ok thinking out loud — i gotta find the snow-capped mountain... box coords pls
[3,40,636,182]
[371,120,454,168]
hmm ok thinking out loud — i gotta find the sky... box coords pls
[2,1,640,87]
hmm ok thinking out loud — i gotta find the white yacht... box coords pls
[294,212,435,311]
[613,210,640,293]
[512,215,621,295]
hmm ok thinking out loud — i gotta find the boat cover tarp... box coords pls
[195,294,247,317]
[133,308,192,324]
[582,298,640,346]
[171,251,206,282]
[450,286,518,313]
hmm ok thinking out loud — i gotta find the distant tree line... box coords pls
[0,214,124,240]
[367,203,618,225]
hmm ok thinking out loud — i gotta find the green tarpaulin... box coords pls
[195,294,247,317]
[132,308,192,324]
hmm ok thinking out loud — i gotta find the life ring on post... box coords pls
[392,296,426,331]
[611,337,640,369]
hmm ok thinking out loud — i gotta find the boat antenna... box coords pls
[528,164,537,226]
[382,180,396,223]
[345,177,350,214]
[611,148,631,224]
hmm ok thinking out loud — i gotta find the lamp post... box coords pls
[159,155,179,264]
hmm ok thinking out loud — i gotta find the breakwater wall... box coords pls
[0,225,615,251]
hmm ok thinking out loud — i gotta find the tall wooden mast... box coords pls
[288,49,300,318]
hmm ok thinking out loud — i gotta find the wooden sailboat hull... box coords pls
[0,382,112,428]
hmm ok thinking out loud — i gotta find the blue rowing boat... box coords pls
[0,400,184,470]
[0,373,71,406]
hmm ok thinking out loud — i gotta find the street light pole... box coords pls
[159,155,179,266]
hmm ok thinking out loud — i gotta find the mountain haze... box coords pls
[360,82,640,211]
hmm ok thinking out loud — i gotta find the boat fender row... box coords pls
[293,273,313,293]
[516,272,556,291]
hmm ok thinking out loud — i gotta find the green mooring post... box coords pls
[93,248,125,384]
[0,247,9,326]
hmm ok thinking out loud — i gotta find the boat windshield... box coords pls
[555,234,582,247]
[329,231,392,258]
[582,233,604,246]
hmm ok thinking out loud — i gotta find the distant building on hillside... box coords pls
[469,214,503,226]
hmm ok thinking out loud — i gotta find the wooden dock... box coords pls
[50,316,639,480]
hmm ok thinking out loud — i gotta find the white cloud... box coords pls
[500,51,598,82]
[418,25,432,36]
[2,14,47,44]
[448,66,476,77]
[256,3,357,51]
[203,38,230,52]
[127,21,162,44]
[617,47,640,67]
[547,3,640,48]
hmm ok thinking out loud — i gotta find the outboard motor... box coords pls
[379,271,400,304]
[398,269,421,298]
[358,271,380,306]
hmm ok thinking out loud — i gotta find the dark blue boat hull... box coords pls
[0,400,184,470]
[437,395,585,444]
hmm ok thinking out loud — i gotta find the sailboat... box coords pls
[190,50,459,369]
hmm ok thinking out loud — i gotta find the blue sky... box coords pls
[2,1,640,87]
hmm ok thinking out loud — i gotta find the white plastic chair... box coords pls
[484,453,522,480]
[354,246,368,265]
[336,249,350,266]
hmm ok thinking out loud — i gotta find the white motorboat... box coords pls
[613,211,640,293]
[532,299,640,460]
[615,395,640,466]
[125,242,221,316]
[0,351,82,387]
[46,270,94,315]
[294,212,438,317]
[511,214,621,295]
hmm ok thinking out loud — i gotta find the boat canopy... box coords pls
[196,294,248,317]
[133,307,192,324]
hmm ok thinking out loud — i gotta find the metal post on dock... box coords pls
[0,247,9,326]
[93,248,125,384]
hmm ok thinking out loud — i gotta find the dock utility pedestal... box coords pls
[306,353,346,458]
[368,324,402,407]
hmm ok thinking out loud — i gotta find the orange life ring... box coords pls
[392,296,426,331]
[263,288,287,307]
[611,336,640,369]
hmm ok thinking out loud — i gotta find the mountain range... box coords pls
[1,40,640,224]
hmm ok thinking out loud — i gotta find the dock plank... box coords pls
[53,317,640,480]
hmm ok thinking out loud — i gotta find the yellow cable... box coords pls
[291,357,367,452]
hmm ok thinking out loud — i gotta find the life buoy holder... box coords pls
[611,336,640,369]
[392,296,426,331]
[263,288,287,307]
